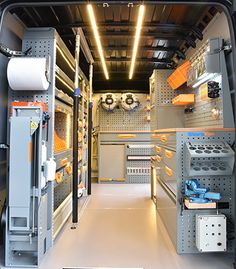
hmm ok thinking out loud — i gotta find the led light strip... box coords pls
[87,4,109,80]
[56,74,74,92]
[129,4,145,80]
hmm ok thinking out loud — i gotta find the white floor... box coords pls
[38,183,233,269]
[0,183,234,269]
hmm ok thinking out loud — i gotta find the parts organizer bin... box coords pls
[185,142,234,176]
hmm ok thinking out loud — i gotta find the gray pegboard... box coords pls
[176,131,234,254]
[150,70,179,106]
[126,144,153,156]
[54,176,72,210]
[184,74,224,128]
[126,175,150,184]
[98,94,150,131]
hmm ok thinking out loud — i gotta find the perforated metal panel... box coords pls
[54,176,72,210]
[98,94,150,131]
[176,131,234,253]
[150,70,178,106]
[185,75,223,128]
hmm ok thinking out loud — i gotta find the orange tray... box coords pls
[167,61,191,90]
[172,94,195,106]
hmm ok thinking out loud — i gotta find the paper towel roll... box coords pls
[7,57,49,91]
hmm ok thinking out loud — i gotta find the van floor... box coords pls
[37,183,233,269]
[0,184,233,269]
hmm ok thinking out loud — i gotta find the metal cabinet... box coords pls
[99,144,125,182]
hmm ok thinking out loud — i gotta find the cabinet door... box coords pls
[99,144,125,181]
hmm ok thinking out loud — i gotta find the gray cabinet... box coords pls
[99,144,125,182]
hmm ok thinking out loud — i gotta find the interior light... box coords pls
[66,113,71,148]
[129,4,145,80]
[192,73,216,88]
[87,4,109,80]
[56,74,74,92]
[56,45,75,72]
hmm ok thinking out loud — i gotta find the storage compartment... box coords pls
[156,177,177,247]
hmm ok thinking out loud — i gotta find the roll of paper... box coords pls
[7,57,49,91]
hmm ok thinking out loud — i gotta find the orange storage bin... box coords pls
[167,61,191,90]
[172,94,195,106]
[54,130,67,153]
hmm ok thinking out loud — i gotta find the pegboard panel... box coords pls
[98,94,150,131]
[53,176,72,210]
[150,70,179,106]
[126,175,150,184]
[184,75,223,128]
[126,144,153,156]
[176,131,234,253]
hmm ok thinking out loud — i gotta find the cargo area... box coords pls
[0,1,235,269]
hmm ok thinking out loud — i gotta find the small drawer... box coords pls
[152,133,176,148]
[161,165,176,181]
[156,178,177,247]
[163,149,176,170]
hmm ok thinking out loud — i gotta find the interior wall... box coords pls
[183,11,232,128]
[186,11,230,59]
[0,13,25,216]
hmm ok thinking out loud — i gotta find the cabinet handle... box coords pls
[117,134,136,139]
[155,146,162,154]
[165,166,173,177]
[160,135,168,142]
[156,155,162,163]
[55,172,63,184]
[165,149,173,159]
[60,158,68,166]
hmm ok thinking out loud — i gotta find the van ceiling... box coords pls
[10,3,219,93]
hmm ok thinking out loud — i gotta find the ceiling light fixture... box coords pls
[87,4,109,80]
[129,4,145,80]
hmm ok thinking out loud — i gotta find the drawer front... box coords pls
[100,132,151,142]
[162,148,176,170]
[160,164,176,181]
[154,145,163,155]
[156,177,177,247]
[152,133,176,148]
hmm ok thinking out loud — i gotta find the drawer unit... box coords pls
[152,132,176,148]
[151,128,235,254]
[162,148,176,170]
[156,177,177,247]
[160,164,176,182]
[100,132,151,143]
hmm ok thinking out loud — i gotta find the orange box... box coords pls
[167,61,191,90]
[172,94,195,106]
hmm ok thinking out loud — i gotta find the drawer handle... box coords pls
[155,146,162,154]
[55,172,63,184]
[65,164,72,175]
[156,155,162,163]
[117,134,136,139]
[165,166,173,177]
[165,150,173,159]
[160,135,168,142]
[60,158,68,166]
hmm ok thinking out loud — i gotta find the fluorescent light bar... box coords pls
[87,4,109,80]
[192,73,216,88]
[129,5,145,80]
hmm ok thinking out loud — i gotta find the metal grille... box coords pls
[176,131,234,253]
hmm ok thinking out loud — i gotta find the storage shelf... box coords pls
[56,65,74,94]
